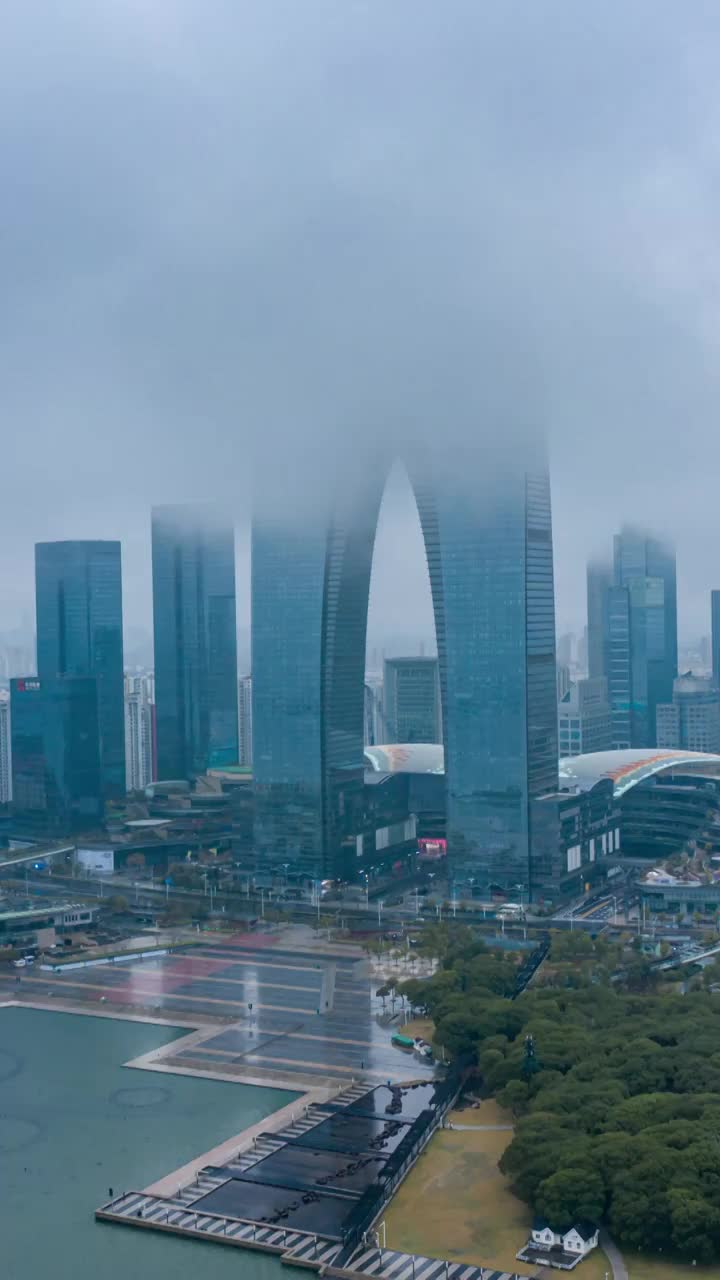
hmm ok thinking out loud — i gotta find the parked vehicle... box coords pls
[391,1032,415,1052]
[12,958,26,968]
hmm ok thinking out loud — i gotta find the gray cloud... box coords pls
[2,2,720,647]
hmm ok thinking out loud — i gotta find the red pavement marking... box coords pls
[102,983,137,1001]
[164,956,232,977]
[105,972,185,994]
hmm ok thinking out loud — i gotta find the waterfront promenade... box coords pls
[1,931,435,1088]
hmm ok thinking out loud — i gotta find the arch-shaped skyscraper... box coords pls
[251,454,558,896]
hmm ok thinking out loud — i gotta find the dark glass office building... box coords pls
[252,459,558,896]
[152,506,239,780]
[252,476,383,882]
[383,657,442,744]
[10,676,103,833]
[35,540,125,799]
[587,560,612,680]
[586,527,677,748]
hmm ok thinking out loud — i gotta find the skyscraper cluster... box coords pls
[8,510,239,834]
[251,456,558,896]
[8,470,718,901]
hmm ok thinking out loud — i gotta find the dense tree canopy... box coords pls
[400,929,720,1264]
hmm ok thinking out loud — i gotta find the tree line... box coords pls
[399,925,720,1264]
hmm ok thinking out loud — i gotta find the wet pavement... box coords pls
[2,937,436,1085]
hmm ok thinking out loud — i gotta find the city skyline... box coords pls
[2,473,720,653]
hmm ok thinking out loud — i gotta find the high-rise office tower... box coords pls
[383,657,441,744]
[576,626,588,675]
[252,454,558,895]
[152,506,238,779]
[712,591,720,687]
[558,677,613,757]
[586,528,677,748]
[10,675,102,832]
[35,540,125,798]
[0,691,11,803]
[364,677,383,746]
[586,560,613,680]
[556,664,572,702]
[238,675,253,766]
[656,672,720,753]
[124,674,154,791]
[556,632,574,668]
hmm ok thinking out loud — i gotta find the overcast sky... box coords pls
[3,2,720,650]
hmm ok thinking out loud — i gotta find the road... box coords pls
[599,1229,628,1280]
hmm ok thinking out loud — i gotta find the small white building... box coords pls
[519,1219,600,1270]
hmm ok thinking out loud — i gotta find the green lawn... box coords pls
[628,1259,720,1280]
[384,1124,611,1279]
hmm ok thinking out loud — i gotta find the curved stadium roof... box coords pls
[559,748,720,797]
[364,744,720,796]
[364,743,445,774]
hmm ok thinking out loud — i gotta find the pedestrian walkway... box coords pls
[100,1191,323,1252]
[343,1244,530,1280]
[98,1192,530,1280]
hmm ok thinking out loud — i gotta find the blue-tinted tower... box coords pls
[152,505,239,780]
[11,675,103,833]
[35,540,125,799]
[252,456,558,896]
[587,527,677,747]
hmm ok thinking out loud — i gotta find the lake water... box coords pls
[0,1006,298,1280]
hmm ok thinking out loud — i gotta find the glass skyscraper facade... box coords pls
[152,506,238,780]
[586,527,677,748]
[252,478,382,881]
[252,457,558,896]
[383,657,442,744]
[35,540,125,799]
[10,675,103,833]
[413,465,558,895]
[711,590,720,687]
[587,560,612,680]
